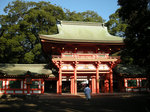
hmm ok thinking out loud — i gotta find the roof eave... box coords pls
[40,36,124,45]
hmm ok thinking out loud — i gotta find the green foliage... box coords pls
[121,55,134,65]
[0,0,65,63]
[24,52,34,63]
[118,0,150,68]
[65,9,104,22]
[106,9,127,37]
[0,0,104,64]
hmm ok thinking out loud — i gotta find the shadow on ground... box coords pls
[0,94,150,112]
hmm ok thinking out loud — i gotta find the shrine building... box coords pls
[0,21,148,95]
[39,21,124,95]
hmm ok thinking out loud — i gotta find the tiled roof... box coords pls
[40,21,124,44]
[114,64,146,77]
[0,64,54,76]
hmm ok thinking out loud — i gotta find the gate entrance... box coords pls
[77,81,87,92]
[44,80,56,93]
[62,81,70,93]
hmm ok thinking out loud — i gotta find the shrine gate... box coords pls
[40,21,124,94]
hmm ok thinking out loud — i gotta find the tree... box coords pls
[0,0,105,64]
[64,9,83,21]
[106,9,127,37]
[118,0,150,88]
[0,0,65,63]
[65,10,104,22]
[118,0,150,67]
[81,10,104,22]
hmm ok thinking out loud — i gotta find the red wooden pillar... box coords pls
[57,80,59,94]
[110,70,113,93]
[41,79,44,94]
[91,76,96,93]
[27,85,30,95]
[70,76,74,94]
[57,62,62,94]
[59,64,62,94]
[74,62,77,95]
[124,79,127,92]
[96,62,100,93]
[26,74,32,95]
[4,79,7,94]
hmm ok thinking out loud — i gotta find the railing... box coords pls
[52,54,120,59]
[52,55,61,58]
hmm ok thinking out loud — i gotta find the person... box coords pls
[84,84,91,101]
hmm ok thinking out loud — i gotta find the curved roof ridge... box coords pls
[58,20,104,26]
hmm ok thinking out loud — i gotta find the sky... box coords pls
[0,0,119,21]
